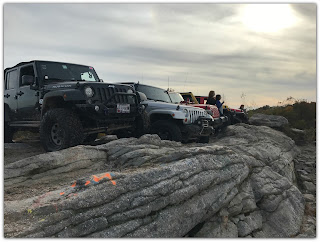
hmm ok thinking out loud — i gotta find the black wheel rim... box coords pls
[50,123,64,146]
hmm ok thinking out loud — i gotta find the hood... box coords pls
[43,81,133,92]
[191,104,218,110]
[142,100,207,111]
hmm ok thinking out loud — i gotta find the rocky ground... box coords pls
[294,143,317,237]
[3,124,316,238]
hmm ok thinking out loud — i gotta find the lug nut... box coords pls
[95,105,100,112]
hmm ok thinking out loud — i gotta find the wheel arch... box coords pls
[41,96,75,117]
[149,113,174,124]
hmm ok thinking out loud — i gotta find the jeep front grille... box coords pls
[96,87,130,103]
[188,109,207,123]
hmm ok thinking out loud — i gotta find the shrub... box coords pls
[248,99,316,143]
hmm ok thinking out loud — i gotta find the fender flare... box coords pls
[41,90,86,116]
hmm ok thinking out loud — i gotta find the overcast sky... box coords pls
[3,3,316,108]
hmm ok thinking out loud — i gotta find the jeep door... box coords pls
[4,68,19,121]
[16,64,40,121]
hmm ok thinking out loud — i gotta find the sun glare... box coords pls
[241,4,297,33]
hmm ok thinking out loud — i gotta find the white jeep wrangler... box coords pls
[125,83,214,143]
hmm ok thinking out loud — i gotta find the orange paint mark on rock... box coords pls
[91,172,117,186]
[105,173,112,179]
[85,180,91,186]
[105,173,116,186]
[71,182,76,187]
[93,175,100,182]
[60,192,65,195]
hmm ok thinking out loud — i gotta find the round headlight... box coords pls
[127,89,133,94]
[84,86,94,97]
[183,109,188,117]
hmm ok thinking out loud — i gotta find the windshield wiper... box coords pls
[147,98,168,102]
[44,78,65,82]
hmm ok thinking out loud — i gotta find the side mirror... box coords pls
[22,75,34,86]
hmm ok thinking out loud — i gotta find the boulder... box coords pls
[4,125,304,238]
[249,114,289,128]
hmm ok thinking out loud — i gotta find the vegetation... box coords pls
[248,97,316,144]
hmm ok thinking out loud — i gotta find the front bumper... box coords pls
[75,102,141,122]
[181,117,214,140]
[210,116,228,127]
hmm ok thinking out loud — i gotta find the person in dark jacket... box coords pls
[207,90,216,105]
[216,94,224,115]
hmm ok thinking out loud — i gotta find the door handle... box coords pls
[16,91,24,96]
[4,93,10,98]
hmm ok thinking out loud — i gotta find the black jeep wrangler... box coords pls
[4,60,142,151]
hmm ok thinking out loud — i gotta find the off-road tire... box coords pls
[116,110,150,139]
[115,130,131,139]
[150,120,182,142]
[224,112,233,125]
[4,122,14,143]
[40,108,84,152]
[198,135,210,143]
[233,116,243,124]
[135,109,150,138]
[83,133,98,144]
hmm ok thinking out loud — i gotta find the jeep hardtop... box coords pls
[4,60,142,151]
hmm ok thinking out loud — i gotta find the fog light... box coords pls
[95,105,100,112]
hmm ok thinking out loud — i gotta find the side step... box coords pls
[9,121,41,128]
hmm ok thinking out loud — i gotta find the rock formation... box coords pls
[294,144,316,237]
[4,124,305,238]
[249,113,289,128]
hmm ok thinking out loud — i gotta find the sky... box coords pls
[3,2,317,108]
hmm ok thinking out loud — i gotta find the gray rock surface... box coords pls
[249,113,289,128]
[4,124,305,238]
[293,144,316,237]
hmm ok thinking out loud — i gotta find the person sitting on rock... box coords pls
[216,94,224,115]
[207,90,216,105]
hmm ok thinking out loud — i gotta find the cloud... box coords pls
[3,3,316,108]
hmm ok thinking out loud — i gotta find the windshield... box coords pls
[135,85,171,103]
[36,61,100,83]
[169,92,184,104]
